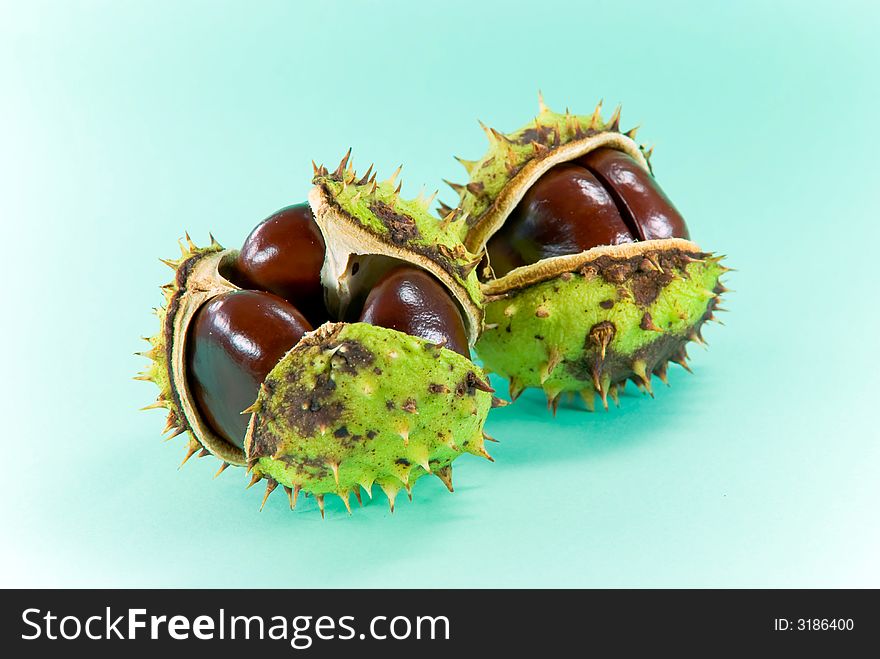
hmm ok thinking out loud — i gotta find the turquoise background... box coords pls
[2,0,877,588]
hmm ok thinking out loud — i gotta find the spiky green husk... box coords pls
[445,95,646,252]
[245,322,494,514]
[475,244,727,412]
[445,96,731,412]
[310,153,484,339]
[136,234,229,466]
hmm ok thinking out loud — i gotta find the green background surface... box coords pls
[2,0,877,588]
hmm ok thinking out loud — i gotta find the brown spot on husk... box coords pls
[330,340,375,374]
[369,201,421,244]
[277,371,345,442]
[596,258,637,284]
[514,125,555,146]
[494,248,708,296]
[587,321,616,357]
[467,181,485,196]
[640,311,662,332]
[462,370,494,396]
[275,454,332,480]
[630,270,674,307]
[248,327,377,456]
[565,325,702,386]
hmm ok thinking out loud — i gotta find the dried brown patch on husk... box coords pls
[481,238,704,298]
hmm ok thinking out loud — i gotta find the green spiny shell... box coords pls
[136,235,242,470]
[245,322,494,514]
[476,240,727,411]
[445,95,730,410]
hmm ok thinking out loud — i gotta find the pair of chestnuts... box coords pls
[140,96,728,515]
[486,147,688,277]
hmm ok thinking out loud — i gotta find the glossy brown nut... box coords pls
[186,290,312,448]
[486,163,635,277]
[359,265,470,358]
[232,203,328,325]
[578,148,690,241]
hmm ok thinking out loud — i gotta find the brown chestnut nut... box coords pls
[231,203,328,326]
[187,290,312,448]
[486,163,636,277]
[359,265,470,358]
[578,148,689,242]
[486,150,691,278]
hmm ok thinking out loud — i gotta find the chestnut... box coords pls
[578,148,689,242]
[487,163,635,276]
[187,290,312,448]
[486,150,690,277]
[231,203,328,326]
[359,264,470,358]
